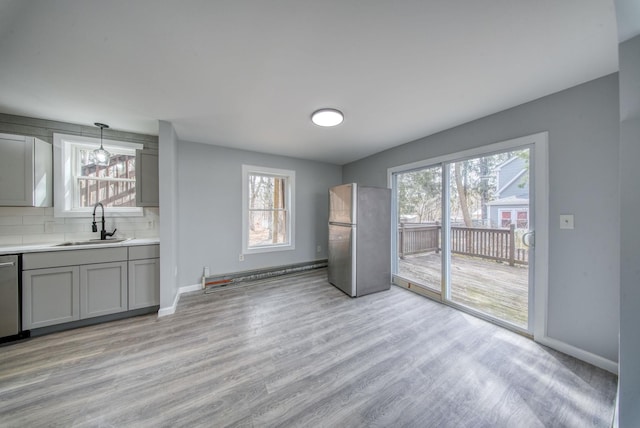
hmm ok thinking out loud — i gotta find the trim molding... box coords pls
[158,287,181,317]
[157,283,201,317]
[536,335,618,374]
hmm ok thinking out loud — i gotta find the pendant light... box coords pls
[93,122,111,165]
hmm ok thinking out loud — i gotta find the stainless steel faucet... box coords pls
[92,202,117,240]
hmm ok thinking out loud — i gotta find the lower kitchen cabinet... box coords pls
[22,244,159,332]
[23,266,80,329]
[80,262,128,318]
[128,258,160,309]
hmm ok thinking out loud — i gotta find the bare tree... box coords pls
[454,162,473,227]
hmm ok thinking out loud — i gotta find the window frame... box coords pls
[242,165,295,255]
[498,208,529,229]
[53,133,144,218]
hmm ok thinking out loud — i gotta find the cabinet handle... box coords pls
[0,261,16,268]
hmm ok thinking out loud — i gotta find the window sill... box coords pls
[243,244,295,255]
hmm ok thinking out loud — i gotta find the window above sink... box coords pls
[53,133,144,218]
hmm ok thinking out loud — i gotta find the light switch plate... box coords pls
[560,214,574,229]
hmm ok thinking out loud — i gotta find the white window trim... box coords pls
[53,133,144,218]
[242,164,295,255]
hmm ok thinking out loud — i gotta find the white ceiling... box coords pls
[0,0,619,165]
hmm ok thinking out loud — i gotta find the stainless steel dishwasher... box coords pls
[0,254,21,341]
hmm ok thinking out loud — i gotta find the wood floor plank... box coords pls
[0,268,616,427]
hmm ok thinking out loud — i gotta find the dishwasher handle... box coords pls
[0,261,16,268]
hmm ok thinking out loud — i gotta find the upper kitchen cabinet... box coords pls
[0,133,52,207]
[135,149,159,206]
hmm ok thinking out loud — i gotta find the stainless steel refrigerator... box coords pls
[328,183,391,297]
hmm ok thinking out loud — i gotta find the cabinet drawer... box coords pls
[23,247,128,270]
[128,244,160,260]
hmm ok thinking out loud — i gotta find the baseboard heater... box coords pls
[202,259,328,293]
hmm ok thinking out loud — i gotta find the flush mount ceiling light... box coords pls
[93,122,111,166]
[311,108,344,127]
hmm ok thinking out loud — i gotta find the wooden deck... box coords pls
[398,253,529,328]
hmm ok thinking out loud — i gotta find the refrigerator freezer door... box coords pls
[329,183,356,225]
[328,224,356,297]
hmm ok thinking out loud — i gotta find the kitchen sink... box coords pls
[54,239,130,247]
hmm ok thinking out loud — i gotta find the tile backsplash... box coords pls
[0,206,159,246]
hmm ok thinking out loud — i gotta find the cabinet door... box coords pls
[0,134,32,206]
[23,266,80,329]
[135,149,159,207]
[80,262,128,318]
[128,258,159,309]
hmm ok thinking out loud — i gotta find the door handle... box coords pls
[0,261,16,268]
[522,231,534,248]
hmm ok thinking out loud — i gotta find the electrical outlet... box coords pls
[560,214,574,229]
[239,254,244,262]
[316,245,322,253]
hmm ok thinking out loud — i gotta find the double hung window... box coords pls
[242,165,295,254]
[53,133,143,217]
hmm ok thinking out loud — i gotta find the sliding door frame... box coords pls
[388,132,548,339]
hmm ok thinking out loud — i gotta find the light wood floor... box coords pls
[0,268,616,427]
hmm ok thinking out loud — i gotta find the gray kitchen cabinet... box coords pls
[128,258,160,309]
[22,266,80,329]
[128,244,160,309]
[23,247,128,330]
[0,132,52,207]
[135,149,159,206]
[80,262,128,318]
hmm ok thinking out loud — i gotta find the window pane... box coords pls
[78,179,136,207]
[517,211,528,229]
[79,150,136,178]
[249,210,287,247]
[501,211,512,227]
[395,165,443,293]
[248,175,286,210]
[77,149,136,208]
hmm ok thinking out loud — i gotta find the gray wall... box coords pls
[618,34,640,427]
[176,140,342,286]
[158,121,180,310]
[343,74,620,362]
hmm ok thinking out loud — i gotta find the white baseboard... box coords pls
[179,283,203,294]
[157,283,201,317]
[536,335,618,374]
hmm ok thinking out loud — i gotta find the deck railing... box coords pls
[398,223,528,265]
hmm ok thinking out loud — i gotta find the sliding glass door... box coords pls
[392,143,535,333]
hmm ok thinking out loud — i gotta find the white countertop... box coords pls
[0,238,160,255]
